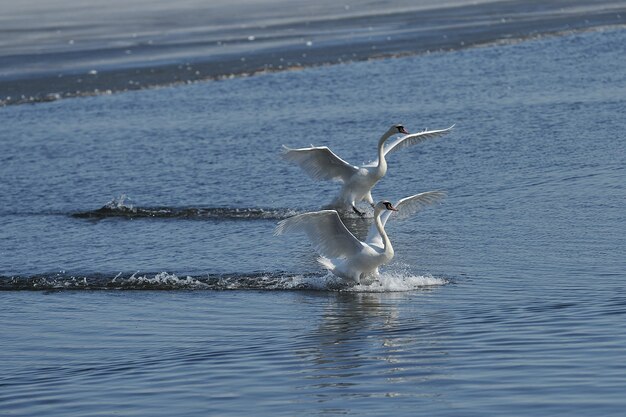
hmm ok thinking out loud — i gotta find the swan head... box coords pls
[392,124,409,135]
[379,124,409,145]
[374,200,399,214]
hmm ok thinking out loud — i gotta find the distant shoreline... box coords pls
[1,0,624,107]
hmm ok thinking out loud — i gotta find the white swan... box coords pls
[274,200,399,284]
[281,124,454,215]
[365,191,446,250]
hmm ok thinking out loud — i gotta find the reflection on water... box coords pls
[298,291,451,407]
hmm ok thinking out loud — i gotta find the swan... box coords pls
[274,200,400,284]
[281,124,454,215]
[365,191,446,250]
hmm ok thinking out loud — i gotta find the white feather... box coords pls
[275,210,363,259]
[281,146,358,183]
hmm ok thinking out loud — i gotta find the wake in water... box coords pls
[72,195,299,220]
[0,270,447,292]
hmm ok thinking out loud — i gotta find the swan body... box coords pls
[281,124,454,215]
[365,191,447,249]
[275,201,399,283]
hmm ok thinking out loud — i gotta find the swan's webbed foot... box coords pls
[352,205,365,217]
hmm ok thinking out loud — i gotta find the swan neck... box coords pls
[376,131,393,172]
[375,210,393,254]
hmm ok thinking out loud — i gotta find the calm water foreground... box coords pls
[1,29,625,416]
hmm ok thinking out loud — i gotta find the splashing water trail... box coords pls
[72,196,299,220]
[1,270,447,291]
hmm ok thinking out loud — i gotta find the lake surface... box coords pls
[1,28,625,416]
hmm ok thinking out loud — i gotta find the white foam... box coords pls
[119,271,208,288]
[283,269,446,292]
[347,271,447,292]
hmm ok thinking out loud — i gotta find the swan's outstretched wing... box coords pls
[281,146,359,182]
[275,210,364,259]
[365,191,446,247]
[363,125,455,167]
[384,125,455,156]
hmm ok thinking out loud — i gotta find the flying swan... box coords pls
[281,124,454,215]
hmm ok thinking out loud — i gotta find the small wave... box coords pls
[72,196,298,220]
[0,271,447,292]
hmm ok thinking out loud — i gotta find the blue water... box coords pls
[1,28,625,416]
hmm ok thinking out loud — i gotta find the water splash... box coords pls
[1,270,447,292]
[113,272,208,289]
[348,271,447,292]
[105,194,134,211]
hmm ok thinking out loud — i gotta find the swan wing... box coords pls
[384,125,454,156]
[365,191,447,246]
[387,190,447,223]
[363,125,455,168]
[275,210,364,259]
[363,125,455,167]
[281,145,359,182]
